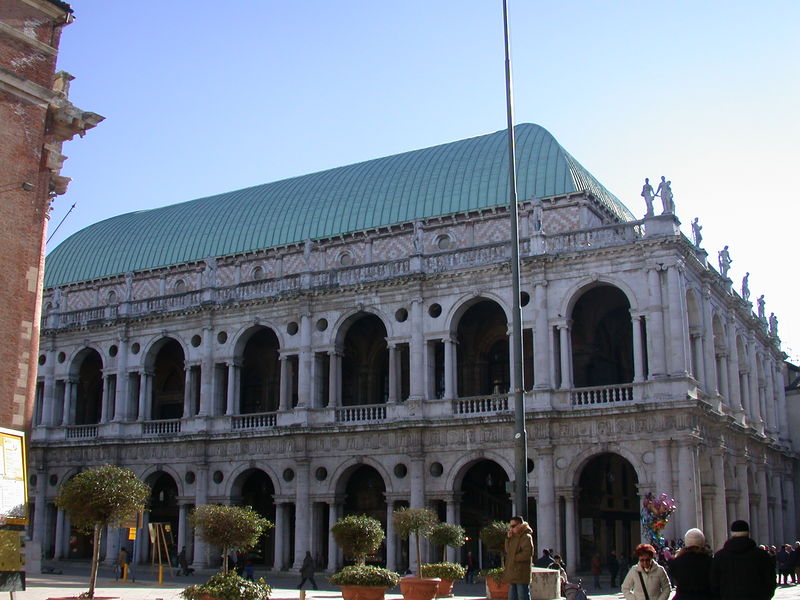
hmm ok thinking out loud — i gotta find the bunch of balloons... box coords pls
[640,492,677,549]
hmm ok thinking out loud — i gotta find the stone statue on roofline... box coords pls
[655,176,674,213]
[757,295,766,321]
[717,245,732,277]
[691,217,702,247]
[741,272,750,302]
[769,312,779,337]
[641,178,655,217]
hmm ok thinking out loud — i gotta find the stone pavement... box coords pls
[8,564,799,600]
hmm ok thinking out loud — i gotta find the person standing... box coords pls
[667,528,713,599]
[464,551,477,584]
[777,544,793,585]
[590,553,601,589]
[298,551,318,590]
[709,520,776,600]
[115,547,127,581]
[504,516,534,600]
[620,544,671,600]
[608,550,620,588]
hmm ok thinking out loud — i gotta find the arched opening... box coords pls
[63,473,93,559]
[240,328,281,413]
[456,301,509,397]
[147,472,179,562]
[341,314,388,406]
[233,469,276,567]
[151,339,185,419]
[74,349,103,425]
[459,460,512,568]
[342,465,387,564]
[577,453,639,570]
[571,286,633,387]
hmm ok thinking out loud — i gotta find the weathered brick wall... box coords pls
[0,1,70,430]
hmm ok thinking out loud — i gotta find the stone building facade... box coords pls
[29,126,795,574]
[0,0,102,430]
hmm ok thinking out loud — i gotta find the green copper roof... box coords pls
[45,124,633,287]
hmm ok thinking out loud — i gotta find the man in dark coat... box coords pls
[709,520,776,600]
[607,550,620,587]
[504,516,534,600]
[667,528,713,600]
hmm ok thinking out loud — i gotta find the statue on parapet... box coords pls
[741,272,750,302]
[641,178,655,217]
[769,312,779,337]
[691,217,703,247]
[655,176,674,213]
[757,295,766,321]
[717,245,732,277]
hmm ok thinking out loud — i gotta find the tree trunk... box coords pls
[415,532,421,577]
[222,545,228,573]
[88,524,102,598]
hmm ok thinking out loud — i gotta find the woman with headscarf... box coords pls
[621,543,671,600]
[667,528,713,599]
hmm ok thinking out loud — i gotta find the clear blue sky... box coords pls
[53,1,799,360]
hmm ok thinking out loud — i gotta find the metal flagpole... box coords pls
[501,0,529,520]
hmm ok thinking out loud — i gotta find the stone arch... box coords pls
[569,283,634,387]
[140,464,184,496]
[235,326,282,413]
[68,347,104,425]
[231,322,285,360]
[558,276,641,318]
[444,292,511,335]
[575,451,640,569]
[566,444,645,488]
[66,345,105,379]
[333,311,390,406]
[144,470,180,561]
[330,457,393,496]
[445,450,514,492]
[226,463,282,498]
[331,307,393,345]
[144,337,186,420]
[142,335,188,371]
[451,297,510,397]
[229,467,277,567]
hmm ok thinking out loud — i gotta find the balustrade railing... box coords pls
[335,404,387,423]
[142,419,182,435]
[546,222,641,253]
[65,424,98,439]
[231,412,277,430]
[452,394,510,415]
[571,384,634,406]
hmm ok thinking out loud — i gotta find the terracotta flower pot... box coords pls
[485,576,509,600]
[434,577,455,597]
[339,585,389,600]
[400,576,441,600]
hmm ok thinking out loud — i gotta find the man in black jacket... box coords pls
[710,520,775,600]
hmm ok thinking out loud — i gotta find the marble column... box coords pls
[387,343,398,403]
[776,365,789,440]
[677,441,701,534]
[645,267,667,377]
[105,524,121,567]
[100,372,113,423]
[764,360,777,433]
[445,498,457,563]
[410,298,426,400]
[533,282,550,388]
[717,352,729,403]
[191,468,209,568]
[443,339,456,400]
[31,474,48,545]
[536,449,556,553]
[385,500,396,571]
[783,475,797,542]
[409,455,426,567]
[225,362,239,415]
[654,440,674,540]
[279,356,289,411]
[183,367,193,417]
[747,336,761,424]
[770,473,782,545]
[755,466,769,544]
[690,332,705,385]
[274,503,286,570]
[327,501,340,572]
[138,371,152,421]
[298,314,312,407]
[294,459,311,568]
[557,324,572,389]
[178,503,188,552]
[701,286,719,395]
[42,345,56,425]
[710,449,728,551]
[631,314,645,382]
[735,460,750,526]
[725,319,743,414]
[666,264,690,376]
[328,350,341,408]
[198,326,214,416]
[113,335,129,421]
[62,379,76,425]
[563,489,577,577]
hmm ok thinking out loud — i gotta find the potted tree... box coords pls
[422,523,467,597]
[393,507,440,600]
[329,514,399,600]
[181,504,273,600]
[479,521,509,600]
[55,464,149,599]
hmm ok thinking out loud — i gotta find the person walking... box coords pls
[298,551,318,590]
[115,546,127,581]
[620,544,671,600]
[667,528,713,600]
[590,553,601,589]
[464,551,477,584]
[608,550,620,588]
[709,519,776,600]
[777,544,793,585]
[503,515,534,600]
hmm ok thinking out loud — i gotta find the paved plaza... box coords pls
[8,563,799,600]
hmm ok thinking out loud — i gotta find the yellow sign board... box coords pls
[0,429,26,528]
[128,528,137,541]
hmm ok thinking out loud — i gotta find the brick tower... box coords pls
[0,0,102,432]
